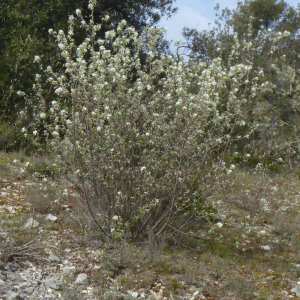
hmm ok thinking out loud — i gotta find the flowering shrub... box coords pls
[26,0,289,240]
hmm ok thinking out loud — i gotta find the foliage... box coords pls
[0,0,177,151]
[20,0,290,241]
[182,0,300,166]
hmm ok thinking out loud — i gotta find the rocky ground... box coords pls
[1,152,300,299]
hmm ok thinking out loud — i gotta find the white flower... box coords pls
[96,127,101,132]
[52,131,59,137]
[216,222,223,228]
[21,127,26,132]
[33,130,38,136]
[48,28,53,34]
[58,30,64,35]
[17,90,25,96]
[40,113,46,119]
[141,166,146,172]
[112,215,119,221]
[76,9,81,16]
[55,87,64,95]
[34,56,41,63]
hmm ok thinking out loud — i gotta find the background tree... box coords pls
[181,0,300,168]
[0,0,177,150]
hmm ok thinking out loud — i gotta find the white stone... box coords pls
[6,206,16,213]
[49,254,61,263]
[24,218,39,229]
[215,213,226,220]
[45,214,57,222]
[261,245,271,251]
[6,291,19,300]
[74,273,88,286]
[0,278,5,285]
[43,277,60,290]
[291,286,300,296]
[150,290,161,300]
[62,266,76,274]
[128,290,139,298]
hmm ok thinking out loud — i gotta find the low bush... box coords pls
[22,0,289,241]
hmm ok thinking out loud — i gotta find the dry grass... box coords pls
[2,151,300,299]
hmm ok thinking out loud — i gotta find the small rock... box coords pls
[43,277,60,290]
[128,290,139,298]
[23,287,34,294]
[62,266,76,274]
[6,206,16,214]
[0,274,6,281]
[261,245,271,251]
[45,214,57,222]
[264,276,275,281]
[22,260,34,268]
[24,218,39,229]
[150,290,161,300]
[6,291,20,300]
[291,286,300,296]
[215,213,226,221]
[48,254,61,263]
[74,273,88,286]
[0,278,5,285]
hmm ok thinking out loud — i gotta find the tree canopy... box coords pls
[0,0,177,124]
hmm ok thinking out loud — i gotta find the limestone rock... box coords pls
[62,266,76,274]
[24,218,39,229]
[291,286,300,296]
[45,214,57,222]
[48,254,61,263]
[74,273,89,286]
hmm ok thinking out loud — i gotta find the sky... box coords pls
[159,0,300,47]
